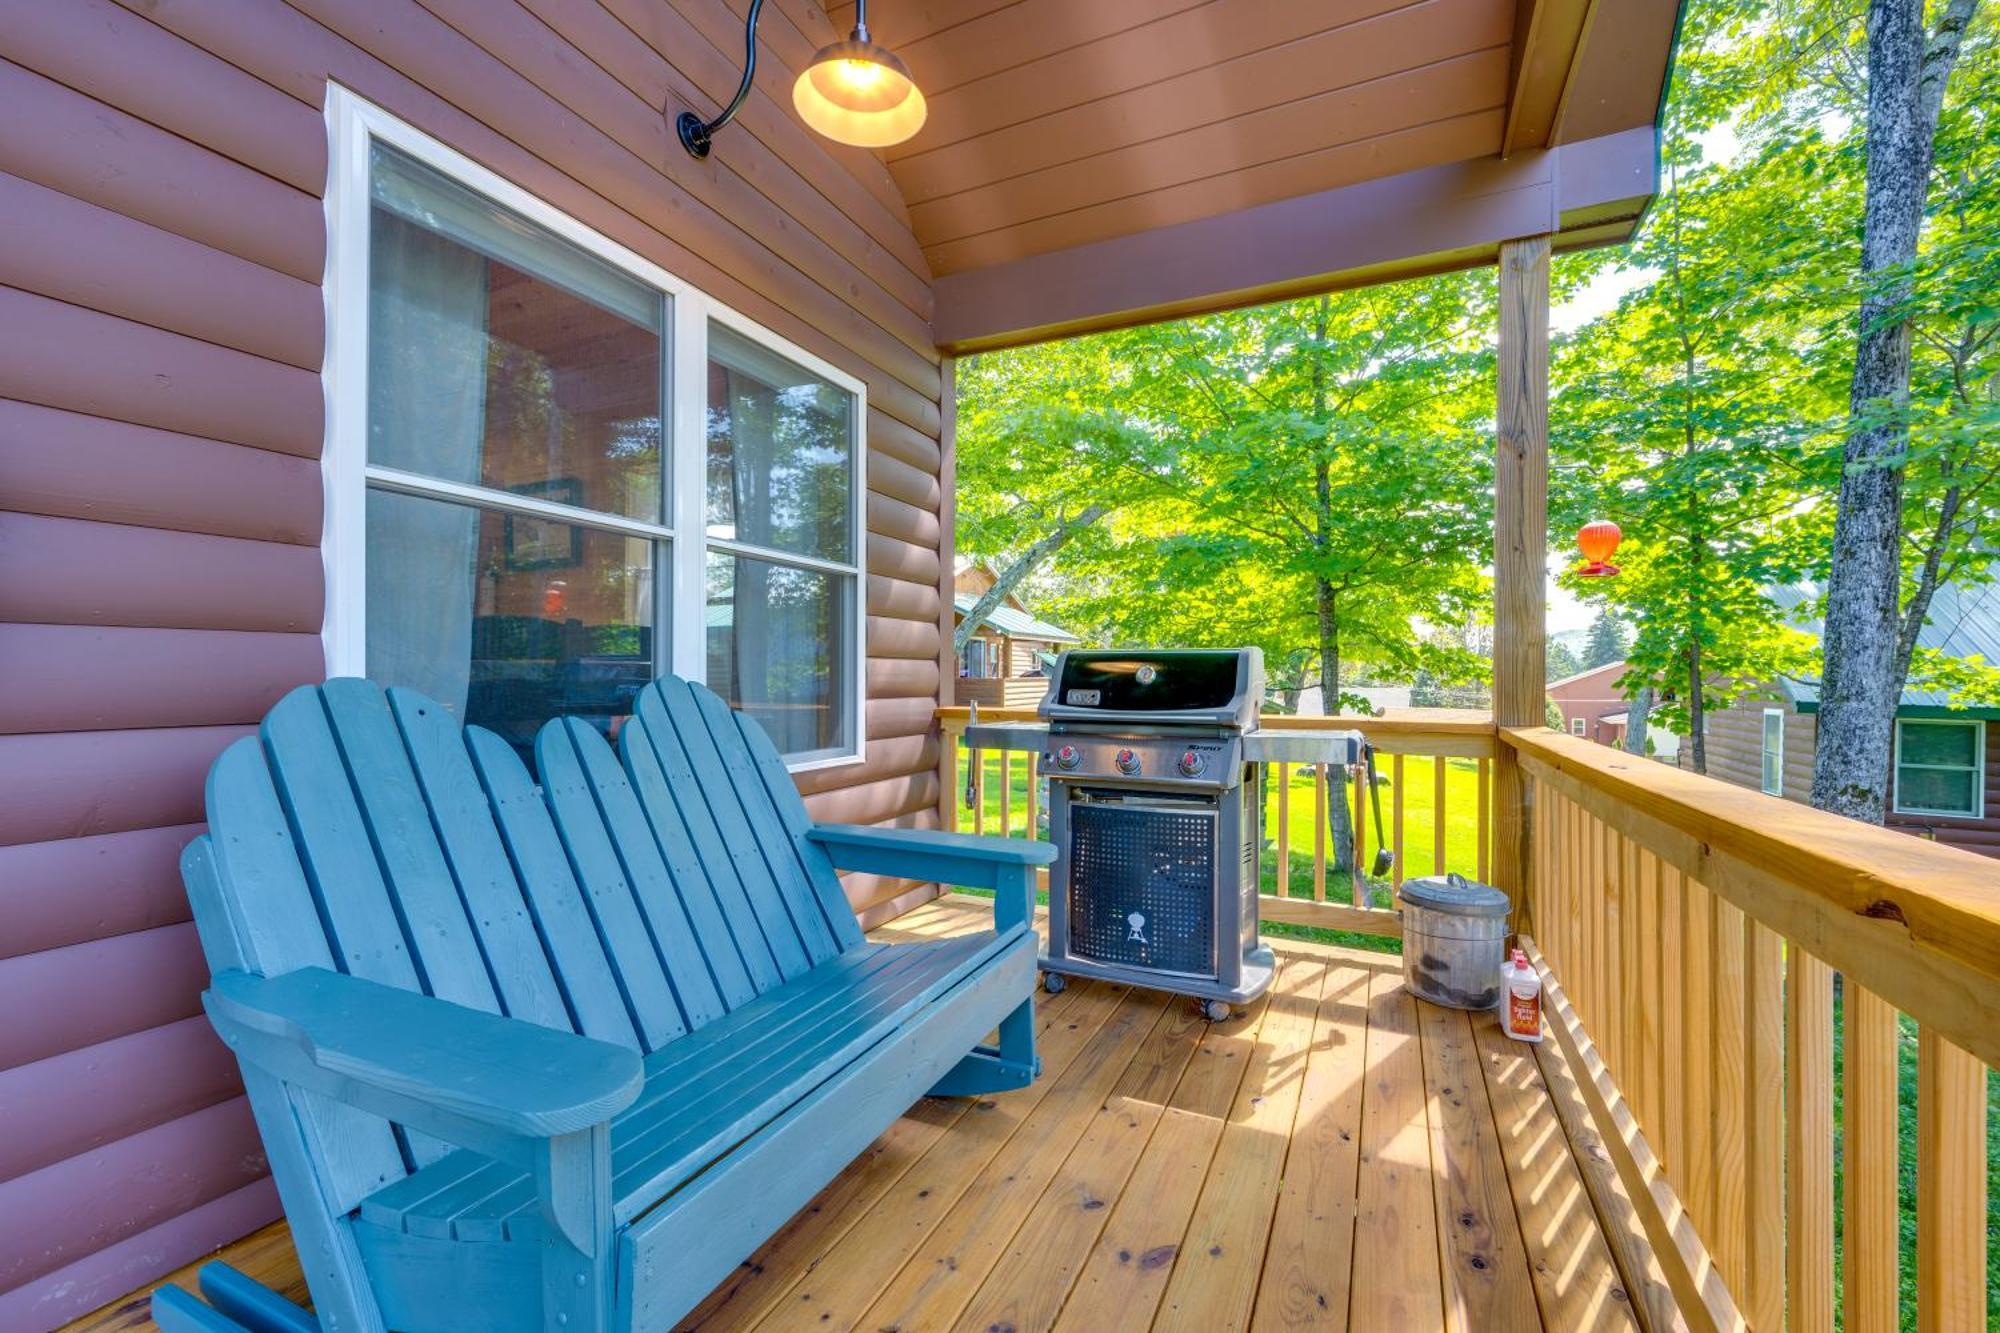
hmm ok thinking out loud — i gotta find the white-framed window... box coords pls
[1892,719,1986,819]
[1569,716,1586,736]
[1760,708,1785,796]
[321,89,865,771]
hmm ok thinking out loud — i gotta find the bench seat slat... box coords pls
[356,930,1009,1242]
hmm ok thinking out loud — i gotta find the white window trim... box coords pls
[1760,707,1785,796]
[320,86,868,771]
[1568,716,1585,736]
[1891,718,1986,819]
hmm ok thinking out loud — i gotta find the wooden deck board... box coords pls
[65,895,1679,1333]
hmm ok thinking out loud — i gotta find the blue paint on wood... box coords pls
[184,675,1045,1333]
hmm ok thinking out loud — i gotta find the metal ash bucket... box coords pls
[1397,873,1510,1010]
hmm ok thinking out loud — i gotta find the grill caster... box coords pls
[1042,971,1067,995]
[1200,999,1231,1023]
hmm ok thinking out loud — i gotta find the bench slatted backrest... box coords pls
[192,677,867,1212]
[616,679,865,980]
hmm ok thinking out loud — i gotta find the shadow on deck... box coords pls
[67,894,1662,1332]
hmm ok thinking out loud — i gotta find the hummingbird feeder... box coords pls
[1575,520,1622,578]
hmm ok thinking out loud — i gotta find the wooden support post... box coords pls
[1494,235,1549,932]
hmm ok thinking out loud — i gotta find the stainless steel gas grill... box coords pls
[963,647,1365,1020]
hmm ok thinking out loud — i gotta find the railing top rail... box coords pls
[1505,725,2000,1067]
[935,705,1496,738]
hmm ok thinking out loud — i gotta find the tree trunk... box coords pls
[1813,0,1978,821]
[952,505,1107,653]
[1624,685,1654,756]
[1687,643,1707,775]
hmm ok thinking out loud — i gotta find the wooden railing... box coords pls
[934,707,1498,941]
[1510,726,1996,1333]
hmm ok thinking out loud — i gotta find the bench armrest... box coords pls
[808,824,1050,932]
[205,967,643,1158]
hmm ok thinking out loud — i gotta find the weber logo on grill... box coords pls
[1064,688,1102,706]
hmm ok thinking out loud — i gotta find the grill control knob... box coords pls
[1114,747,1139,774]
[1178,749,1205,777]
[1054,744,1081,771]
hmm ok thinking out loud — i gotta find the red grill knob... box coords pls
[1114,747,1139,774]
[1178,749,1205,777]
[1054,744,1080,770]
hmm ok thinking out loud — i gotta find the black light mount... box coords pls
[677,0,925,158]
[676,0,766,160]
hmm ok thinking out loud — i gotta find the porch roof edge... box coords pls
[930,127,1656,356]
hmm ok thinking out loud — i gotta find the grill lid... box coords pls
[1039,647,1265,730]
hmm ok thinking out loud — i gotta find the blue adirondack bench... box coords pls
[153,676,1047,1333]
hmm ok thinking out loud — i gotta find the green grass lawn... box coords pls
[1828,986,2000,1331]
[956,751,1491,955]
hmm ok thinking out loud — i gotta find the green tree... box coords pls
[1546,640,1583,682]
[1581,612,1629,670]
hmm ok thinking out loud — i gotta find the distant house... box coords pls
[1549,661,1630,744]
[952,564,1080,709]
[1682,578,2000,860]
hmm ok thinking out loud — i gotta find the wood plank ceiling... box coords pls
[825,0,1657,280]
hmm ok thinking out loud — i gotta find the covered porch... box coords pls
[9,0,1995,1330]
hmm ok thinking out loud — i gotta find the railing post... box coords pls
[1494,234,1550,934]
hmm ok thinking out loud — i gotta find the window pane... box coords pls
[368,143,665,523]
[1898,767,1977,815]
[1900,722,1977,768]
[367,489,658,765]
[706,552,852,759]
[706,323,852,561]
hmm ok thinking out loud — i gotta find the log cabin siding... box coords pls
[1683,695,2000,858]
[0,1,951,1322]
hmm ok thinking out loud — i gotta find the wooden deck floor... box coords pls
[69,895,1656,1332]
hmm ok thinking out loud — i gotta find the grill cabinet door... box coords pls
[1067,796,1217,978]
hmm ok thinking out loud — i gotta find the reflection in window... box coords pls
[706,552,851,762]
[368,491,654,759]
[364,143,667,762]
[705,323,851,563]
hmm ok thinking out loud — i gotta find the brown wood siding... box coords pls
[1683,695,2000,859]
[0,1,947,1322]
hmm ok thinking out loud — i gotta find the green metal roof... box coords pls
[1768,572,2000,717]
[952,594,1080,644]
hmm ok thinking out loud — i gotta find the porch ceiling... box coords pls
[829,0,1683,351]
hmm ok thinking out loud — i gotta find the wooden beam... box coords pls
[1502,0,1600,155]
[1493,235,1550,928]
[931,131,1655,354]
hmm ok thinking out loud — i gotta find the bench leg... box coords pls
[928,995,1039,1096]
[150,1263,317,1332]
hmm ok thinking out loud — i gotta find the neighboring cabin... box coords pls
[1548,660,1630,744]
[1683,579,2000,860]
[951,562,1078,709]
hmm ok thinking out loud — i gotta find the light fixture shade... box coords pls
[793,38,927,147]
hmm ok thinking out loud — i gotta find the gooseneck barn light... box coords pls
[678,0,926,159]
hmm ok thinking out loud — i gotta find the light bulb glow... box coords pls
[793,38,927,147]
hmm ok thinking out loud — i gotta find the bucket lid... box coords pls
[1398,872,1510,918]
